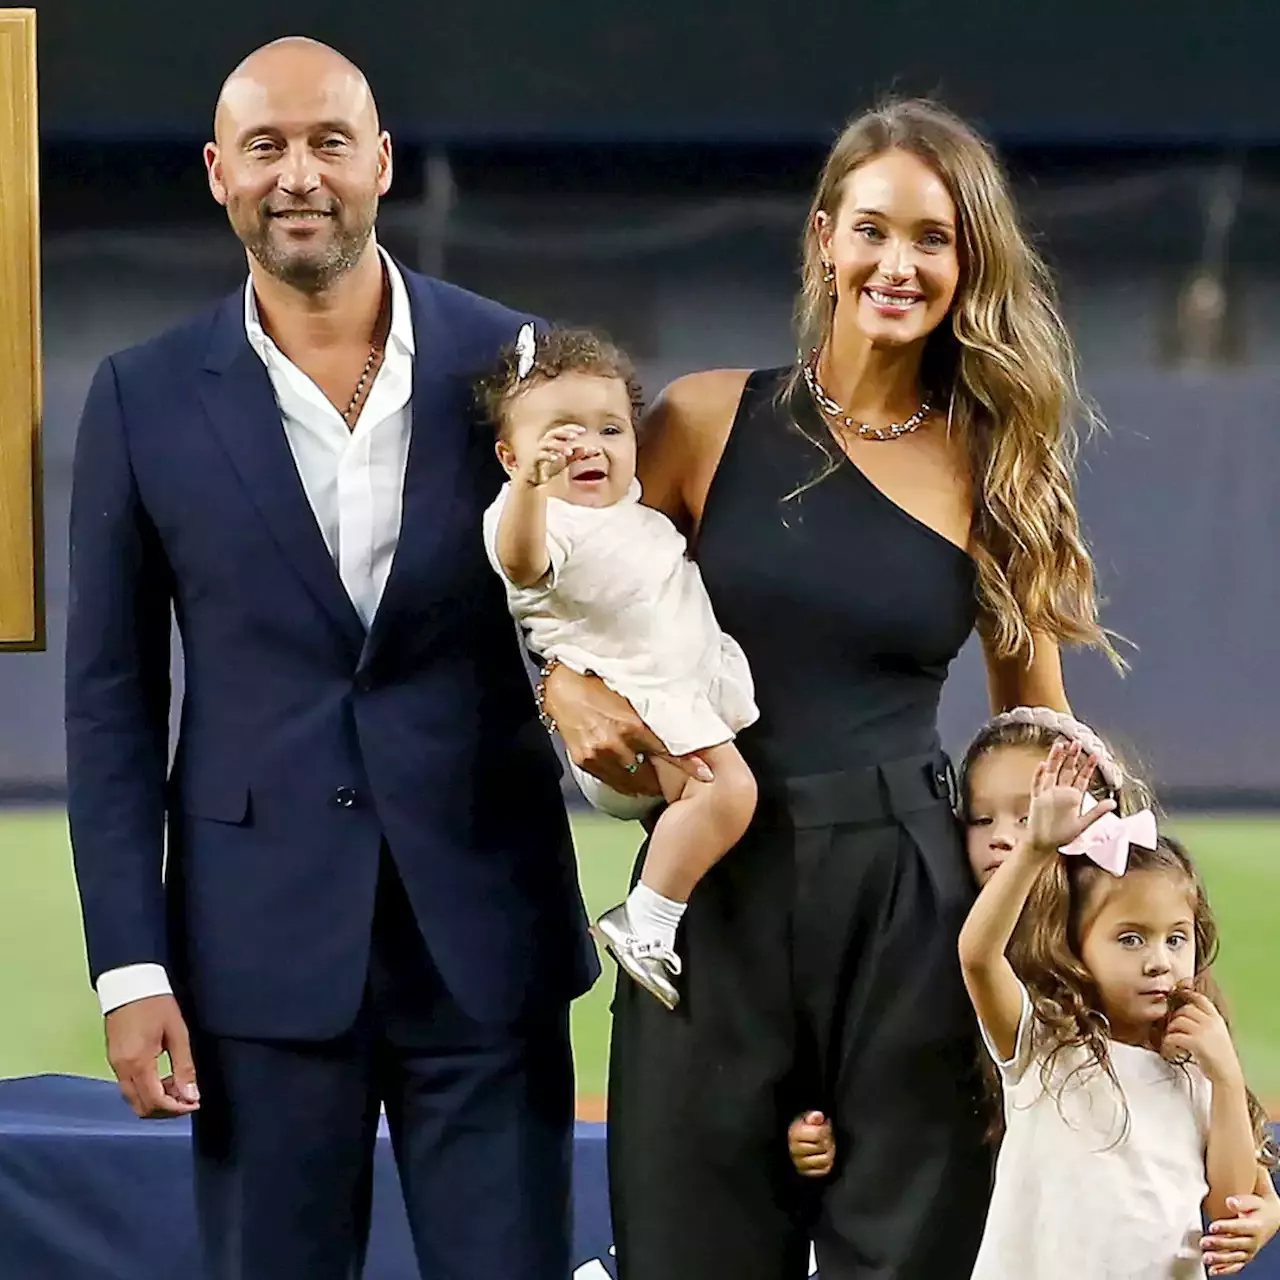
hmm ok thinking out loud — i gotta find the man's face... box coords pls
[204,47,391,293]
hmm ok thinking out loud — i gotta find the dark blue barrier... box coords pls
[0,1075,613,1279]
[0,1075,1275,1278]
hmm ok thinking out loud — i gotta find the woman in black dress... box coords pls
[542,99,1118,1280]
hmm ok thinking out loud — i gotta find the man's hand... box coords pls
[105,994,200,1119]
[541,664,712,796]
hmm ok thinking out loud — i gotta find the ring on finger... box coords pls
[623,750,647,775]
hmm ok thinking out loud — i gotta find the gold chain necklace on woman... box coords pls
[803,348,932,442]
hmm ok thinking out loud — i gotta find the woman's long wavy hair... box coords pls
[1018,832,1276,1164]
[787,98,1120,667]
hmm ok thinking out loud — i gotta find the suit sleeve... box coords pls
[65,357,174,985]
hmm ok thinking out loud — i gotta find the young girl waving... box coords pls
[790,712,1280,1274]
[958,738,1273,1278]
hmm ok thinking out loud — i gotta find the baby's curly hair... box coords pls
[475,325,646,439]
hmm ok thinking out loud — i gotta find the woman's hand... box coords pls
[1202,1190,1280,1275]
[541,664,712,796]
[1025,741,1115,856]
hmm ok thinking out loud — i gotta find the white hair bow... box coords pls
[515,323,536,380]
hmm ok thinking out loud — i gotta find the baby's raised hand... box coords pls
[520,424,585,487]
[1026,740,1116,856]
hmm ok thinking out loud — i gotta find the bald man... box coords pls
[65,38,597,1279]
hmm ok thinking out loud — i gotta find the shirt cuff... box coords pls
[96,963,173,1015]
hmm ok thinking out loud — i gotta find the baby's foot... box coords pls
[788,1111,835,1178]
[591,904,681,1010]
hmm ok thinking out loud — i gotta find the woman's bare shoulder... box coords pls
[639,370,753,525]
[649,369,754,434]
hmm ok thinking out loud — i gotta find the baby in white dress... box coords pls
[478,325,758,1010]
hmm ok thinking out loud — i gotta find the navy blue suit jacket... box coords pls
[65,265,599,1039]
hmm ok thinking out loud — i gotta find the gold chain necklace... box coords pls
[803,348,931,442]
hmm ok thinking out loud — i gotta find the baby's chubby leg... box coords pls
[594,743,756,1009]
[642,741,757,901]
[624,741,756,954]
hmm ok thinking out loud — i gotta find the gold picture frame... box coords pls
[0,9,43,651]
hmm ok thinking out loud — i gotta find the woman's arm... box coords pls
[635,369,748,530]
[982,628,1070,715]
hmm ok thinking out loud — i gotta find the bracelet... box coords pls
[534,658,560,734]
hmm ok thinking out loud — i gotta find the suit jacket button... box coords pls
[333,787,358,809]
[354,671,373,692]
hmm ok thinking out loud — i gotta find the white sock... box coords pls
[625,883,687,954]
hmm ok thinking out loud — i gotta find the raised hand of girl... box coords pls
[1025,740,1115,856]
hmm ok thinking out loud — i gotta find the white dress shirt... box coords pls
[96,246,417,1015]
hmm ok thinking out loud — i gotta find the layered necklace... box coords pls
[802,348,931,442]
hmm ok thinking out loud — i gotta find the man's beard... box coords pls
[235,195,378,294]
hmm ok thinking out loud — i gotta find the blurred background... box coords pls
[1,0,1277,1107]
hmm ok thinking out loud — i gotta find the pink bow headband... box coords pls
[1060,795,1159,877]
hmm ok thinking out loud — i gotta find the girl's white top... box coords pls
[972,982,1212,1280]
[482,480,758,757]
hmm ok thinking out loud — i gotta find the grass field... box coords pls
[2,808,1277,1109]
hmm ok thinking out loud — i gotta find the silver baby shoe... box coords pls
[590,904,682,1011]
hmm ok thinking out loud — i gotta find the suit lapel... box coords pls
[197,295,366,657]
[360,272,473,665]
